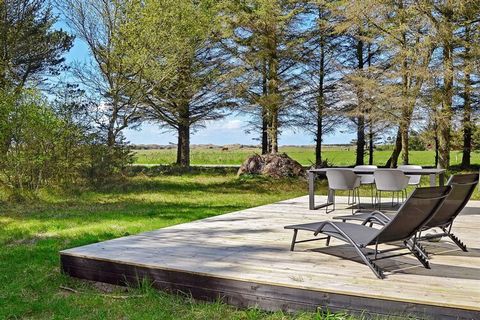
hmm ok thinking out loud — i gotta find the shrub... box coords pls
[0,91,89,192]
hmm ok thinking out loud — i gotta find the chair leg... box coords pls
[352,244,385,279]
[378,191,382,211]
[447,233,468,252]
[370,184,374,207]
[405,240,431,269]
[326,189,335,213]
[443,226,468,252]
[357,187,361,211]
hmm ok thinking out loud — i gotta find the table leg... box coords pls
[429,174,436,187]
[439,172,445,186]
[308,171,316,210]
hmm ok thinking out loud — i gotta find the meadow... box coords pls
[133,146,480,167]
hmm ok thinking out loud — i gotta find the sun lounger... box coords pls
[334,173,478,252]
[285,186,452,279]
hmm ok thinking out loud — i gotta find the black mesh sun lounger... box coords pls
[285,186,452,279]
[333,173,479,252]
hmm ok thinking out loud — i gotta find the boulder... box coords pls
[237,153,305,178]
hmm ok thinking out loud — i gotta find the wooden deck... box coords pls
[60,195,480,319]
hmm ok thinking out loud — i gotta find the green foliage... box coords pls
[0,90,88,193]
[408,132,427,151]
[0,0,73,89]
[84,141,133,186]
[0,89,133,194]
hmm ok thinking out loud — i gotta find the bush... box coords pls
[0,90,133,194]
[84,141,133,185]
[0,91,89,192]
[409,132,427,151]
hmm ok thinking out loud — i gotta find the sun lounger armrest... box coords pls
[370,210,391,220]
[362,215,389,226]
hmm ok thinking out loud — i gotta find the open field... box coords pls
[133,146,480,167]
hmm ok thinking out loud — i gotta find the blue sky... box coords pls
[59,21,355,146]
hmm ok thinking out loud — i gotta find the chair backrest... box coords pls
[397,165,422,185]
[371,186,452,244]
[354,165,378,169]
[326,169,358,190]
[425,173,479,228]
[374,169,409,191]
[354,165,377,184]
[397,165,422,170]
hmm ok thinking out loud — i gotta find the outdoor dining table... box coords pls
[307,167,447,210]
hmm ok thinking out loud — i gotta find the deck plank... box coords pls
[60,195,480,319]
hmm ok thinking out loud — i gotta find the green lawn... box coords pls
[1,173,477,319]
[133,146,480,167]
[1,174,359,320]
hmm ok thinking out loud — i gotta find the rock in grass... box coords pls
[238,153,305,178]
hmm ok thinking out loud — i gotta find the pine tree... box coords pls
[225,0,308,154]
[299,1,344,166]
[123,0,234,167]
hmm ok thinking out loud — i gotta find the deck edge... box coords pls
[60,253,479,320]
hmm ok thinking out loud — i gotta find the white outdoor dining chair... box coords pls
[326,169,361,214]
[374,169,409,210]
[397,165,422,187]
[354,165,377,206]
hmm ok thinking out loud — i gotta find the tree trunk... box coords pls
[316,30,326,166]
[270,109,279,154]
[107,117,117,147]
[106,104,120,147]
[176,123,190,167]
[355,38,365,166]
[261,108,269,155]
[315,118,322,166]
[176,106,190,167]
[438,18,454,169]
[461,91,472,169]
[385,128,402,168]
[461,26,472,169]
[400,57,410,165]
[400,123,409,165]
[261,59,269,155]
[267,36,279,155]
[368,128,373,165]
[356,116,365,165]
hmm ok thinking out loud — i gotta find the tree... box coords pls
[225,0,309,154]
[56,0,143,148]
[0,0,73,90]
[345,0,434,167]
[123,0,234,167]
[459,2,480,168]
[333,3,377,166]
[0,0,73,156]
[300,1,344,166]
